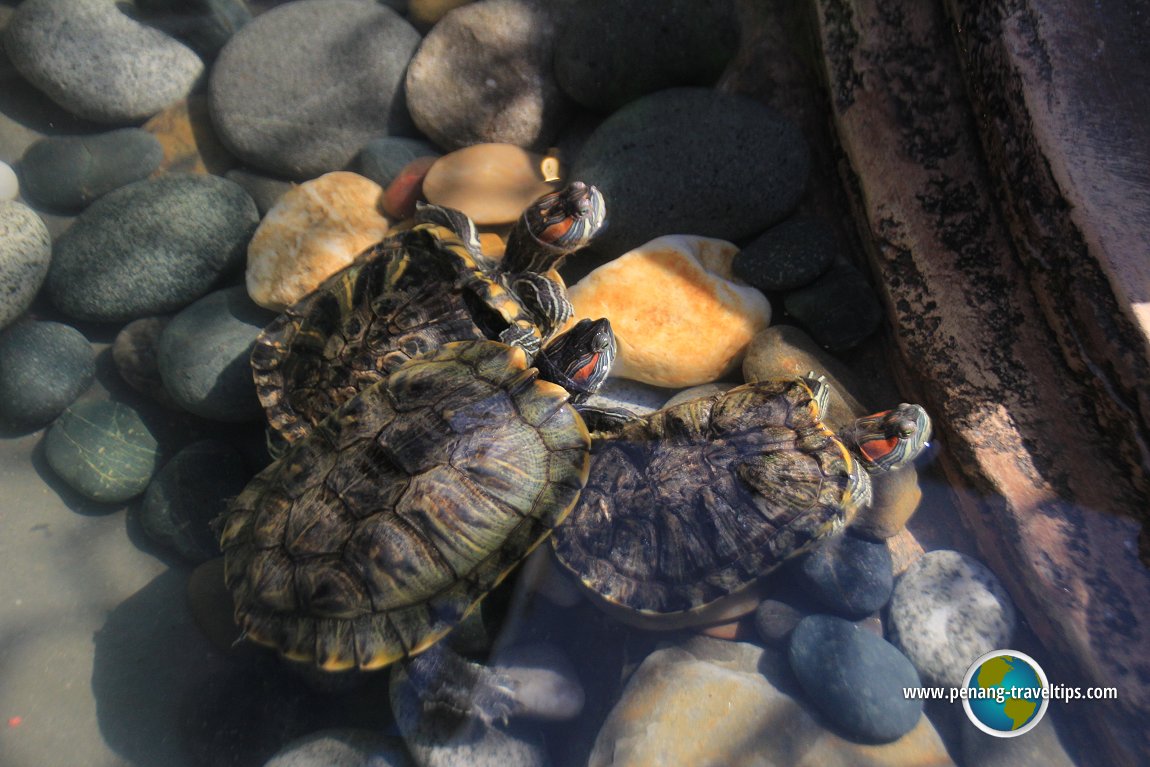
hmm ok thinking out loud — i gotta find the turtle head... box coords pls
[535,318,615,403]
[845,403,932,473]
[502,182,607,274]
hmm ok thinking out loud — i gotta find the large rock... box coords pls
[209,0,420,178]
[0,201,51,330]
[571,88,809,256]
[46,174,258,322]
[3,0,204,123]
[404,0,572,150]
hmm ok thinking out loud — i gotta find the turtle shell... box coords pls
[251,222,557,448]
[551,378,870,628]
[220,340,591,671]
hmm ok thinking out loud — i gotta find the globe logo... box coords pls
[962,650,1049,737]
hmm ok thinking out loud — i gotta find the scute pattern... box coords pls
[552,379,868,619]
[222,341,591,671]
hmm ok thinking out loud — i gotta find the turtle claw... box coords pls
[469,670,521,727]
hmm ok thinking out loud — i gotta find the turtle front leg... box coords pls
[800,371,832,416]
[404,644,522,726]
[511,272,573,345]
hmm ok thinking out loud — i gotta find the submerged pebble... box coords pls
[405,0,571,150]
[46,174,259,322]
[134,0,252,59]
[0,320,95,426]
[44,400,162,502]
[795,532,895,620]
[19,128,164,210]
[783,264,883,351]
[422,144,557,226]
[139,439,251,562]
[383,156,437,220]
[0,201,52,330]
[789,614,923,743]
[734,218,838,292]
[223,167,295,216]
[143,97,236,176]
[3,0,204,123]
[887,550,1017,689]
[157,286,276,422]
[0,161,18,200]
[753,598,807,646]
[245,171,389,311]
[209,0,419,178]
[112,316,177,407]
[568,235,770,387]
[263,728,412,767]
[352,136,442,188]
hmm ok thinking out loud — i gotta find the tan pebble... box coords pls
[246,172,388,311]
[568,235,770,388]
[854,464,924,540]
[422,143,559,225]
[143,96,235,176]
[407,0,474,26]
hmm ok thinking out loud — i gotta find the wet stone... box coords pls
[43,400,162,503]
[0,161,18,200]
[887,550,1017,689]
[782,264,883,351]
[734,218,839,292]
[422,144,557,226]
[157,286,276,422]
[572,88,809,256]
[223,168,295,216]
[789,614,923,743]
[209,0,420,178]
[554,0,739,113]
[795,531,895,620]
[0,320,95,426]
[134,0,252,59]
[112,316,177,407]
[46,174,258,322]
[383,156,437,219]
[19,128,164,211]
[143,97,236,176]
[753,598,806,646]
[352,136,442,188]
[405,0,572,151]
[139,439,251,562]
[3,0,205,123]
[0,200,51,330]
[263,728,412,767]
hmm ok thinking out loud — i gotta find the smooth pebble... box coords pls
[134,0,252,58]
[795,532,895,620]
[112,316,177,407]
[0,200,52,330]
[263,728,412,767]
[352,136,441,188]
[422,144,557,225]
[143,97,236,176]
[0,320,95,426]
[782,264,883,350]
[734,218,839,292]
[0,161,18,200]
[19,128,164,210]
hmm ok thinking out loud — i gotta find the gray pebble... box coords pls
[733,218,838,292]
[554,0,738,112]
[263,728,412,767]
[223,167,296,216]
[352,137,442,188]
[0,320,95,426]
[134,0,252,58]
[405,0,572,151]
[19,128,164,210]
[157,286,276,422]
[782,264,883,351]
[139,439,251,562]
[44,400,162,502]
[112,316,177,406]
[46,174,258,322]
[209,0,420,178]
[794,532,894,620]
[572,88,809,256]
[3,0,204,123]
[887,550,1017,689]
[0,200,51,330]
[753,599,806,646]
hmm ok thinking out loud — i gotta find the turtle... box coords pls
[251,181,607,449]
[218,318,616,673]
[550,374,931,629]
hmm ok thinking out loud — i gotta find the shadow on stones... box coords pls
[0,45,105,137]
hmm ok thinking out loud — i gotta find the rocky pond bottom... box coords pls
[0,1,1095,766]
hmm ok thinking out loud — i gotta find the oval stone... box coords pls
[572,88,809,256]
[3,0,204,123]
[112,316,177,407]
[782,264,884,351]
[795,532,895,620]
[0,320,95,426]
[789,614,923,743]
[734,218,838,292]
[0,161,18,200]
[352,136,442,188]
[43,400,162,502]
[46,174,259,322]
[19,128,164,210]
[0,201,51,330]
[209,0,420,178]
[422,144,558,226]
[157,286,276,421]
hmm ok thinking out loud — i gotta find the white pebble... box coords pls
[0,162,18,201]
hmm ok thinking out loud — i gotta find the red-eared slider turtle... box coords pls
[219,319,616,672]
[551,374,931,629]
[251,181,607,448]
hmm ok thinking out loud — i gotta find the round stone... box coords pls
[794,532,894,620]
[3,0,204,123]
[661,382,735,409]
[782,265,883,351]
[554,0,738,112]
[0,161,18,200]
[572,88,809,256]
[133,0,252,58]
[19,128,164,210]
[887,550,1017,689]
[209,0,420,178]
[788,614,923,743]
[112,316,178,407]
[404,0,572,151]
[223,167,295,216]
[352,136,442,188]
[0,320,95,426]
[753,599,806,646]
[0,200,51,330]
[264,728,412,767]
[43,400,162,503]
[46,174,259,322]
[733,218,838,292]
[139,439,251,562]
[157,286,276,422]
[422,144,558,226]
